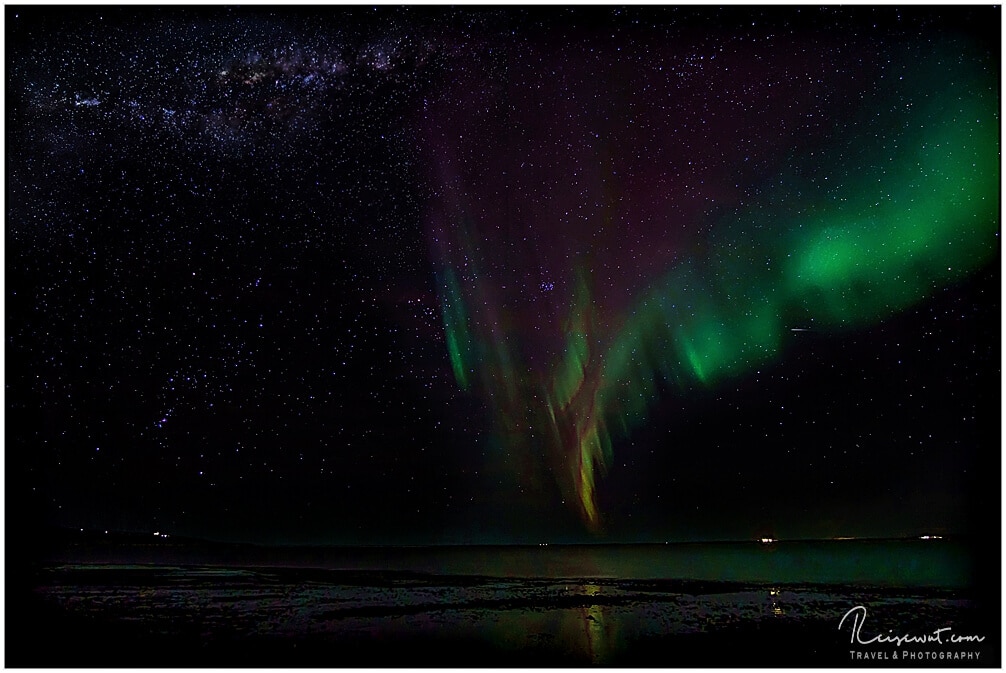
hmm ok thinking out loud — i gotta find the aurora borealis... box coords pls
[6,9,1002,668]
[423,23,999,529]
[6,5,1000,546]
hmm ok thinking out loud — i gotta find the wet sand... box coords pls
[10,554,996,667]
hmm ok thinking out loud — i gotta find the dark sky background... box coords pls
[6,5,1000,546]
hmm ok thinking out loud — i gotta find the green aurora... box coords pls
[436,41,999,529]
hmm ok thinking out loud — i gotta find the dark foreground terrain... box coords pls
[7,536,999,667]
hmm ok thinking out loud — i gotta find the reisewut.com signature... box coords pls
[838,605,985,662]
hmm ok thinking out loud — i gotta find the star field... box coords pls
[6,6,1000,545]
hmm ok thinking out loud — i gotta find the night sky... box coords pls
[6,6,1000,546]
